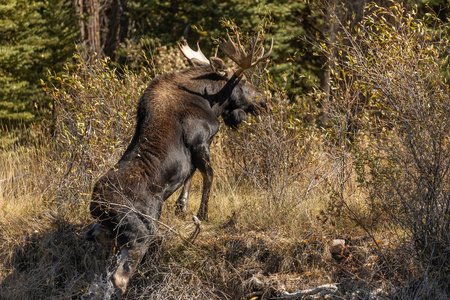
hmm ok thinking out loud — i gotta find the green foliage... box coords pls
[0,0,78,128]
[1,0,448,139]
[118,0,320,100]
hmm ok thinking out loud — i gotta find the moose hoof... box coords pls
[197,212,208,221]
[112,272,128,298]
[174,205,187,219]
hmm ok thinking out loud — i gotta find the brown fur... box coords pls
[87,64,267,296]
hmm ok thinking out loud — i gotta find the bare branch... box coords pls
[269,284,339,299]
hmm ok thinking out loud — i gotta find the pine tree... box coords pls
[0,0,79,128]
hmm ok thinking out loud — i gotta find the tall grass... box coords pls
[0,145,45,252]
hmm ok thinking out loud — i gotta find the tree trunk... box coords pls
[103,0,123,59]
[75,0,129,58]
[320,0,337,105]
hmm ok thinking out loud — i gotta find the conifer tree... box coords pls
[0,0,78,127]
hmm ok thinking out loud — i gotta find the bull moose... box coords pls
[85,32,273,296]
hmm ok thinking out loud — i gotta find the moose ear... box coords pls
[209,57,229,78]
[190,58,210,67]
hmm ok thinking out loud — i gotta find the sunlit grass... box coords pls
[0,147,44,231]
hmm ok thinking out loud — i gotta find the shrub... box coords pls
[43,48,155,220]
[321,1,450,293]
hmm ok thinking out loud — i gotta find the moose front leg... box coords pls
[192,144,213,221]
[197,163,213,221]
[175,175,193,218]
[113,245,147,297]
[184,115,219,221]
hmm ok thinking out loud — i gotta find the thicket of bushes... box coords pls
[321,2,450,296]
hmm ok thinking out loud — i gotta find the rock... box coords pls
[329,239,345,255]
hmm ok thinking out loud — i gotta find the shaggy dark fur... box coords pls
[87,62,267,296]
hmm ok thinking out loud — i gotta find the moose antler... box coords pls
[178,39,210,66]
[218,32,273,75]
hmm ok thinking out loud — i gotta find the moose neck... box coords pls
[210,73,242,116]
[177,67,243,116]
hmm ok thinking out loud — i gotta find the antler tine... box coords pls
[251,37,273,67]
[214,45,219,57]
[235,31,246,55]
[178,39,210,65]
[218,31,273,74]
[249,32,259,61]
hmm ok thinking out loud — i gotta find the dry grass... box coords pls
[0,123,365,299]
[0,126,446,299]
[0,145,50,278]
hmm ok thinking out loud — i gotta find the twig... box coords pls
[111,201,203,248]
[0,173,30,183]
[269,284,338,299]
[245,291,264,299]
[187,215,202,243]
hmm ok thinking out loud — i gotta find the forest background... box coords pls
[0,0,449,299]
[2,0,446,137]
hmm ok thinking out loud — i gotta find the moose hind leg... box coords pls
[112,215,153,296]
[197,164,213,221]
[113,244,148,295]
